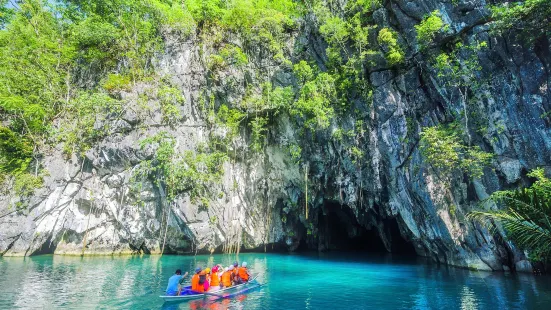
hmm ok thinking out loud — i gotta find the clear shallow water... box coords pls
[1,253,550,309]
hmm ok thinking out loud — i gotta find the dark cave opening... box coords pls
[318,205,386,252]
[383,218,417,255]
[32,237,56,255]
[316,201,416,255]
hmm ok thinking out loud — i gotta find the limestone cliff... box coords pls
[1,0,549,273]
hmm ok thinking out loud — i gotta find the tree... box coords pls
[491,0,551,41]
[469,168,551,263]
[434,41,487,145]
[420,122,493,180]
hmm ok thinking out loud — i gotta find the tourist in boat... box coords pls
[232,261,239,279]
[165,269,188,296]
[236,262,250,283]
[209,265,222,291]
[221,266,234,288]
[191,267,204,293]
[202,268,211,292]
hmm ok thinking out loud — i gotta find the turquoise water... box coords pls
[1,253,550,309]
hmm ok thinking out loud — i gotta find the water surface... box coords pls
[1,252,550,309]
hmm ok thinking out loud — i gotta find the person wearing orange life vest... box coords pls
[221,266,234,288]
[233,262,250,284]
[232,261,239,277]
[237,261,250,283]
[209,266,222,291]
[191,267,204,293]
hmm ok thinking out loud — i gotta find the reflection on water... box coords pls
[1,253,550,309]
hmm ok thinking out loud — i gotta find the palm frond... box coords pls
[468,210,551,254]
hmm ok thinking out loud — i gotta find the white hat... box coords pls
[224,267,229,272]
[229,265,234,270]
[242,262,247,267]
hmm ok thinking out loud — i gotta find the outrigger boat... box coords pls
[160,274,261,302]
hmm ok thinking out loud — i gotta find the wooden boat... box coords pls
[160,274,260,302]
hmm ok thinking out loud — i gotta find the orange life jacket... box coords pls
[191,274,200,291]
[233,267,239,276]
[221,271,232,287]
[191,274,205,292]
[210,272,221,286]
[238,267,249,281]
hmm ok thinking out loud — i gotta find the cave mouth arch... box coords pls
[314,201,416,255]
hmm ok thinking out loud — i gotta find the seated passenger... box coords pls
[191,267,204,293]
[221,266,234,288]
[202,268,211,292]
[236,262,250,283]
[209,266,221,291]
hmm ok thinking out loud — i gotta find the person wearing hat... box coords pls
[209,266,222,291]
[221,266,234,288]
[232,261,239,280]
[166,269,189,296]
[191,267,204,293]
[203,268,211,291]
[236,262,250,283]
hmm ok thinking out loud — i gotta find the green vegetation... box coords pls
[56,92,122,156]
[469,168,551,263]
[313,0,383,107]
[420,123,493,179]
[291,62,338,130]
[415,10,448,45]
[491,0,551,41]
[1,0,545,222]
[0,0,193,198]
[250,116,269,153]
[158,86,184,126]
[288,144,302,163]
[377,28,405,66]
[134,132,228,204]
[434,41,487,144]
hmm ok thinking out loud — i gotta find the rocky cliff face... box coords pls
[1,0,549,272]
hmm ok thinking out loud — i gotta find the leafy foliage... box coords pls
[158,86,184,125]
[217,105,246,137]
[56,92,122,156]
[0,0,194,195]
[135,132,228,203]
[0,127,34,175]
[433,41,487,143]
[250,116,269,153]
[377,28,404,66]
[491,0,551,41]
[469,168,551,263]
[415,10,448,45]
[291,62,338,130]
[420,123,493,179]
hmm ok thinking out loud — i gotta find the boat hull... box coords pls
[160,275,258,302]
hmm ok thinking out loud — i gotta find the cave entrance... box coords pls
[317,201,416,255]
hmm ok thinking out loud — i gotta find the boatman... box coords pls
[166,269,188,296]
